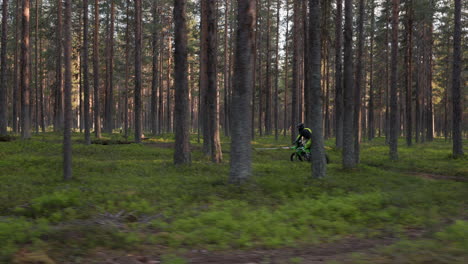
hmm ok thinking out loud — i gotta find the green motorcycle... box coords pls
[290,140,330,163]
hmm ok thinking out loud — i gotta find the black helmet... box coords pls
[296,123,305,130]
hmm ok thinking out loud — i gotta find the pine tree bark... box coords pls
[151,2,159,135]
[368,0,375,141]
[0,0,8,136]
[13,0,20,133]
[404,0,413,146]
[451,0,463,157]
[334,0,343,148]
[291,0,300,142]
[200,0,211,154]
[274,0,280,140]
[134,0,142,143]
[206,0,222,163]
[264,0,272,135]
[20,0,31,139]
[93,0,101,138]
[124,0,130,138]
[173,0,191,164]
[83,0,91,145]
[389,0,399,160]
[353,0,364,163]
[342,0,355,168]
[283,0,290,138]
[34,0,39,133]
[223,0,230,137]
[54,0,63,132]
[104,0,115,133]
[308,0,326,178]
[229,0,255,184]
[63,0,72,180]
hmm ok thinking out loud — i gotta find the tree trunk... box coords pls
[0,0,8,136]
[104,0,115,133]
[93,0,101,138]
[206,0,222,163]
[308,0,326,178]
[291,0,300,142]
[13,0,20,133]
[83,0,91,144]
[264,0,271,135]
[451,0,463,157]
[283,0,290,138]
[134,0,142,143]
[54,0,63,132]
[124,0,130,138]
[404,0,412,146]
[151,2,159,135]
[368,0,375,141]
[342,0,355,169]
[353,0,364,164]
[223,0,230,137]
[389,0,399,160]
[274,0,280,140]
[20,0,31,139]
[200,0,211,154]
[334,0,343,149]
[63,0,72,180]
[229,0,255,184]
[173,0,191,164]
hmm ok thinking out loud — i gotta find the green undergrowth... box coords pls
[0,133,466,262]
[344,220,468,264]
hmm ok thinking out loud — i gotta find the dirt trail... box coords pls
[85,236,398,264]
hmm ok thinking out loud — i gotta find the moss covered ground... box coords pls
[0,133,466,263]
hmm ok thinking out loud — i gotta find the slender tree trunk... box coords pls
[230,0,255,184]
[173,0,191,164]
[452,0,463,157]
[166,37,172,133]
[384,0,390,143]
[54,0,63,132]
[38,2,44,133]
[353,0,364,163]
[20,0,31,139]
[83,0,91,144]
[63,0,72,180]
[283,0,290,137]
[308,0,326,178]
[405,0,413,146]
[368,0,375,141]
[342,0,355,168]
[206,0,222,163]
[151,2,159,135]
[389,0,399,160]
[264,0,271,135]
[291,0,300,142]
[200,1,211,153]
[334,0,343,148]
[223,0,230,137]
[0,0,8,135]
[134,0,142,143]
[425,23,433,142]
[103,0,114,133]
[124,0,130,138]
[93,0,101,138]
[13,0,20,133]
[274,0,280,140]
[34,0,39,133]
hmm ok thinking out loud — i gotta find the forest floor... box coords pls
[0,133,467,264]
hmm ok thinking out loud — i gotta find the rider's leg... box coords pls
[305,140,312,153]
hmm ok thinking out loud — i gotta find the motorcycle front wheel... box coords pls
[290,153,303,162]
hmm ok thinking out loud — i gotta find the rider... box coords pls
[294,123,312,153]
